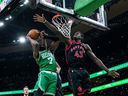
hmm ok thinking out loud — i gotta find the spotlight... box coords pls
[24,0,29,5]
[5,15,12,21]
[5,17,9,21]
[9,15,12,19]
[18,36,26,43]
[20,4,24,7]
[0,21,4,27]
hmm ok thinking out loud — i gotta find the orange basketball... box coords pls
[28,29,40,40]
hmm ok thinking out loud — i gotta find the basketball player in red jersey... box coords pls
[33,14,120,96]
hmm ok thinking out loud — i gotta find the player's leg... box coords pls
[33,81,44,96]
[44,72,57,96]
[34,72,49,96]
[68,69,91,96]
[78,70,91,96]
[55,74,64,96]
[33,88,44,96]
[68,69,80,96]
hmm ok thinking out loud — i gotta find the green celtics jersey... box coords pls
[36,50,57,72]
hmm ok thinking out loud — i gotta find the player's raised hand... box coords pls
[33,14,46,23]
[108,70,120,78]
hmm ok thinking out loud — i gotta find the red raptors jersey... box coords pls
[65,40,87,68]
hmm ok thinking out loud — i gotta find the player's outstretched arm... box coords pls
[33,14,70,45]
[33,14,58,32]
[33,14,61,37]
[85,44,120,78]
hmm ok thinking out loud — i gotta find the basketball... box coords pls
[28,29,40,40]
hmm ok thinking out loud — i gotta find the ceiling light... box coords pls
[5,15,12,21]
[0,21,4,27]
[5,17,9,21]
[18,36,26,43]
[9,15,12,19]
[20,4,24,7]
[24,0,29,5]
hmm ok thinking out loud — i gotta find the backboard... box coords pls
[36,0,109,30]
[0,0,13,13]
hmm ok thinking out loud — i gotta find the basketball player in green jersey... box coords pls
[26,30,60,96]
[33,14,120,96]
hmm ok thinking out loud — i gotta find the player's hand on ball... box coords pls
[108,70,120,78]
[26,33,31,39]
[26,34,31,42]
[33,14,46,23]
[40,31,48,38]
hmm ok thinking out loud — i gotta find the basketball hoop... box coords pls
[52,14,73,38]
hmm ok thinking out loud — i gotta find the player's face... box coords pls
[73,31,83,39]
[24,87,29,95]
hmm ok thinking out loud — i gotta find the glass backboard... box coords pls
[0,0,12,13]
[35,0,109,30]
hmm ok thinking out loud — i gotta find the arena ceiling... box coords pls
[0,0,128,54]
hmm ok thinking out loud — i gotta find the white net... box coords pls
[52,14,73,38]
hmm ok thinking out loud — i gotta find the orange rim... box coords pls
[52,14,62,21]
